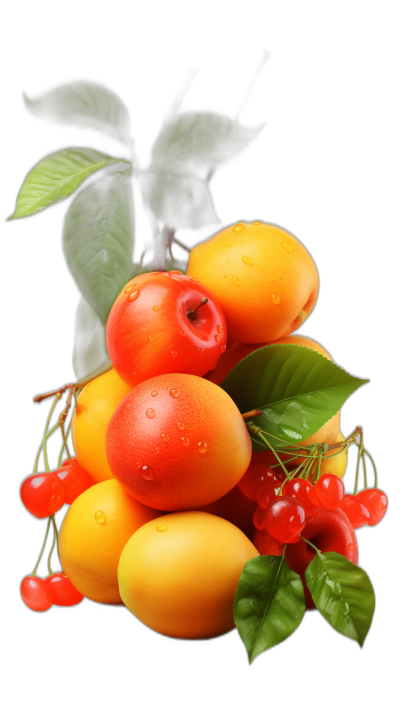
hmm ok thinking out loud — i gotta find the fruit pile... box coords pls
[20,221,387,661]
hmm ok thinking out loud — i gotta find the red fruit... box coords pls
[264,497,306,543]
[285,507,358,609]
[20,473,65,518]
[256,483,281,509]
[199,484,256,540]
[314,473,344,510]
[340,494,370,529]
[356,488,388,526]
[253,505,267,530]
[57,458,92,504]
[106,272,227,388]
[253,529,284,556]
[282,478,318,516]
[238,462,283,501]
[20,576,53,612]
[45,572,84,606]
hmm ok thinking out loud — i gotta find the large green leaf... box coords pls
[63,170,134,324]
[24,81,131,145]
[72,297,111,380]
[9,148,129,220]
[141,169,218,228]
[305,551,375,646]
[234,554,305,663]
[221,345,368,449]
[151,112,262,176]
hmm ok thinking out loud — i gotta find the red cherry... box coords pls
[20,473,65,518]
[253,505,267,530]
[238,463,282,501]
[356,488,388,526]
[56,458,92,504]
[45,572,84,606]
[340,494,370,529]
[264,497,306,543]
[20,576,53,612]
[314,473,344,510]
[253,529,284,556]
[282,479,318,516]
[256,483,281,509]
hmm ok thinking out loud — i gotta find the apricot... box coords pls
[187,221,319,343]
[106,373,252,511]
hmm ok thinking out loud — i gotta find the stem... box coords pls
[248,428,290,479]
[362,452,368,490]
[43,394,62,472]
[364,448,378,488]
[186,297,208,318]
[34,365,112,405]
[172,237,191,254]
[301,536,320,554]
[242,409,262,420]
[33,423,60,474]
[235,50,271,120]
[58,412,73,468]
[47,518,57,576]
[60,421,72,462]
[31,518,51,577]
[353,438,363,496]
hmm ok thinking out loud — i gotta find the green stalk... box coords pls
[31,518,51,577]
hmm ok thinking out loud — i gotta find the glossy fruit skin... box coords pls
[187,221,319,343]
[238,462,283,501]
[45,572,84,606]
[256,484,281,509]
[315,473,344,510]
[282,479,318,517]
[285,507,358,609]
[118,511,259,639]
[199,484,256,540]
[106,272,227,388]
[340,494,370,529]
[106,373,252,511]
[56,459,92,504]
[72,369,132,483]
[20,576,53,612]
[356,489,388,526]
[253,529,284,556]
[20,473,65,519]
[264,497,306,543]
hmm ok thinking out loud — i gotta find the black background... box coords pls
[7,15,392,701]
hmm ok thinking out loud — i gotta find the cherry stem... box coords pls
[186,297,208,318]
[33,365,112,405]
[47,517,56,577]
[43,393,62,472]
[301,536,320,554]
[353,430,364,495]
[60,421,72,462]
[33,423,59,474]
[241,409,262,420]
[31,518,51,577]
[364,448,378,488]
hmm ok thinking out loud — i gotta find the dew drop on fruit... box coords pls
[231,276,241,287]
[161,433,169,442]
[169,388,181,399]
[146,408,156,419]
[177,422,185,430]
[141,466,154,480]
[232,222,245,232]
[151,390,158,397]
[224,242,230,247]
[179,331,187,337]
[190,277,199,283]
[62,150,69,156]
[156,524,167,532]
[283,242,293,253]
[124,283,137,294]
[241,255,254,266]
[217,325,223,334]
[349,543,355,550]
[171,351,178,357]
[153,305,159,311]
[214,334,221,343]
[221,344,226,352]
[198,442,207,454]
[271,295,280,305]
[257,264,268,274]
[94,510,106,524]
[181,438,190,446]
[169,270,183,275]
[127,289,140,303]
[252,221,262,225]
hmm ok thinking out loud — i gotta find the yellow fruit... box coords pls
[59,480,160,603]
[72,368,131,483]
[187,221,319,343]
[118,511,259,639]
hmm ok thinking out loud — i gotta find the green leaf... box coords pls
[24,81,131,145]
[141,169,218,228]
[63,170,134,324]
[305,551,375,647]
[9,148,129,220]
[72,297,111,380]
[234,554,305,663]
[221,344,368,449]
[151,112,262,176]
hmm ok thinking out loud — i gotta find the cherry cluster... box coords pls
[21,572,84,612]
[20,458,92,518]
[239,462,388,544]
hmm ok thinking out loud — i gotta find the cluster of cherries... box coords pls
[238,462,388,543]
[20,458,92,612]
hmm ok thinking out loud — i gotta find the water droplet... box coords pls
[62,150,69,156]
[169,388,180,399]
[349,543,355,551]
[46,201,52,206]
[153,305,159,312]
[283,242,293,253]
[156,523,167,532]
[217,325,223,334]
[257,264,268,274]
[241,255,254,266]
[177,422,185,430]
[297,309,307,323]
[171,351,177,357]
[190,277,199,283]
[181,437,190,446]
[252,221,262,225]
[161,433,169,442]
[221,344,226,352]
[127,289,140,303]
[179,331,187,337]
[224,242,230,247]
[169,270,183,275]
[124,283,137,294]
[151,390,158,397]
[271,295,280,305]
[141,465,154,480]
[198,442,208,454]
[232,222,245,232]
[149,335,155,341]
[146,408,156,419]
[231,276,241,287]
[94,510,106,524]
[214,334,221,343]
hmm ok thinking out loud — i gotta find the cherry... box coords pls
[253,529,284,556]
[264,497,306,543]
[356,488,388,526]
[340,494,370,529]
[256,483,281,509]
[45,572,84,606]
[238,462,283,501]
[20,576,53,612]
[314,473,344,510]
[20,473,65,518]
[282,479,318,516]
[56,458,92,504]
[253,505,267,530]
